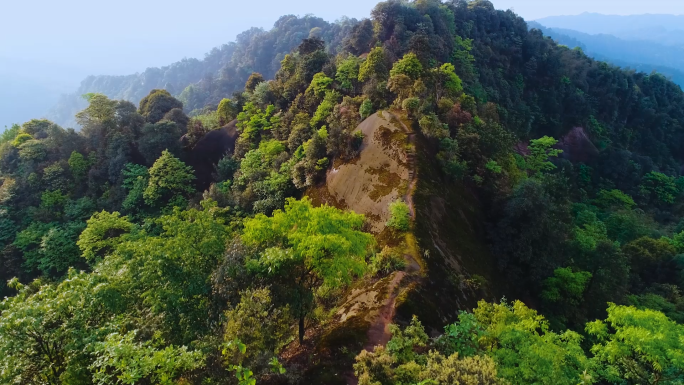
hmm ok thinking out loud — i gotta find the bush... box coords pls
[370,246,407,276]
[386,199,410,231]
[360,99,373,119]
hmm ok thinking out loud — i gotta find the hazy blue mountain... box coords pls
[45,15,356,129]
[0,58,85,131]
[535,13,684,38]
[528,21,684,87]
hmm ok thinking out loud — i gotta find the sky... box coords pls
[1,0,683,129]
[2,0,683,77]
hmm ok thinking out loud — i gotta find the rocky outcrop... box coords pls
[318,112,411,233]
[185,119,239,190]
[557,126,599,163]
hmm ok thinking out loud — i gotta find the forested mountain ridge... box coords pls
[528,21,684,87]
[535,13,684,41]
[3,1,684,384]
[46,15,359,128]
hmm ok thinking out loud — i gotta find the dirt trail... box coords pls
[363,271,406,351]
[343,111,421,385]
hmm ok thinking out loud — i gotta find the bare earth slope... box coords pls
[299,110,499,384]
[325,111,411,233]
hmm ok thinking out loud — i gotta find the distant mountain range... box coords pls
[531,14,684,88]
[536,13,684,44]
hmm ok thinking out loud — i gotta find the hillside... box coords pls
[528,21,684,87]
[535,12,684,41]
[2,1,684,384]
[46,15,358,128]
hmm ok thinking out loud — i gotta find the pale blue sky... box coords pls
[2,0,683,76]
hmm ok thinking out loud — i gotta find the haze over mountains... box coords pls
[531,13,684,87]
[3,5,684,131]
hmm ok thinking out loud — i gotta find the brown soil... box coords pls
[300,110,423,385]
[325,112,410,233]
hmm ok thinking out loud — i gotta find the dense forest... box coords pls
[2,0,684,384]
[528,22,684,87]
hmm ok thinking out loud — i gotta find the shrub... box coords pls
[386,199,410,231]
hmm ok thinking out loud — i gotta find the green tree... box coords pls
[306,72,334,98]
[121,163,149,213]
[138,89,183,124]
[430,63,463,100]
[311,91,341,128]
[77,211,134,262]
[587,303,684,384]
[34,222,86,276]
[0,271,111,384]
[542,267,593,328]
[76,93,117,130]
[217,98,237,125]
[336,55,361,92]
[143,150,195,207]
[91,331,204,385]
[390,52,423,79]
[245,73,265,92]
[595,189,636,210]
[473,300,592,384]
[419,113,449,139]
[354,316,503,385]
[242,197,374,343]
[640,171,681,205]
[358,47,388,82]
[360,99,373,119]
[137,121,182,165]
[68,151,89,181]
[525,136,563,176]
[223,288,291,364]
[0,124,20,144]
[11,133,32,147]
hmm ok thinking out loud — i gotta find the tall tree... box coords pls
[241,197,374,343]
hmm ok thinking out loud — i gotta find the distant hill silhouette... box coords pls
[529,19,684,87]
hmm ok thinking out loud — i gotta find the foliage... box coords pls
[91,331,204,385]
[640,171,681,205]
[223,288,291,364]
[138,89,183,124]
[0,124,20,145]
[242,197,374,342]
[77,211,133,262]
[68,151,89,181]
[143,150,195,207]
[386,199,411,231]
[354,316,503,385]
[11,133,33,147]
[587,303,684,384]
[525,136,563,176]
[358,47,388,82]
[217,98,237,125]
[472,300,592,384]
[390,53,423,79]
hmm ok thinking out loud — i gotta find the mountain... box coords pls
[46,15,358,128]
[3,1,684,383]
[0,58,86,131]
[528,21,684,87]
[535,12,684,39]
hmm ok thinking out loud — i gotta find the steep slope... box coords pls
[300,110,501,383]
[324,112,411,232]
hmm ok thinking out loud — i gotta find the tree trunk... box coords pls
[299,314,305,345]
